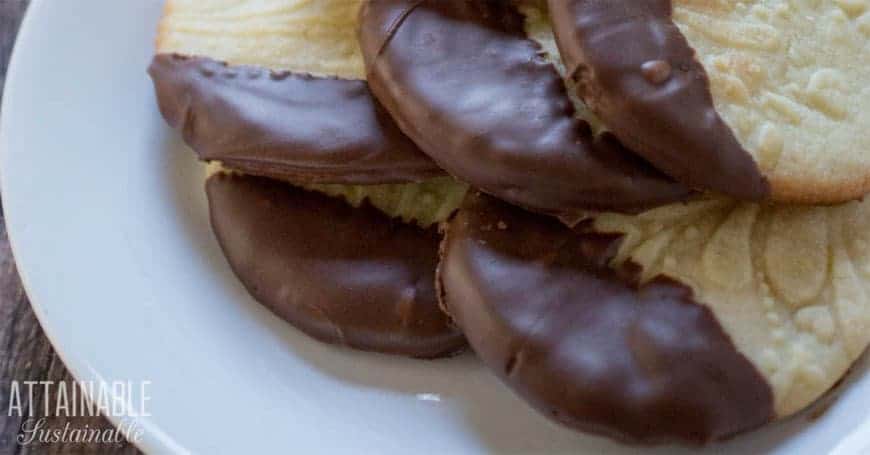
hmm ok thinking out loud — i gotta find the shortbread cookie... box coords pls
[206,162,468,228]
[441,190,870,442]
[158,0,468,356]
[158,0,363,78]
[306,177,468,228]
[549,0,870,203]
[149,54,441,184]
[152,0,440,184]
[359,0,690,218]
[592,198,870,418]
[208,172,465,357]
[439,192,772,444]
[156,0,469,224]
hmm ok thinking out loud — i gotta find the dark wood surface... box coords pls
[0,2,141,453]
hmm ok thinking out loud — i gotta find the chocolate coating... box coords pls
[207,173,465,358]
[359,0,690,216]
[439,192,773,444]
[150,54,443,184]
[548,0,769,200]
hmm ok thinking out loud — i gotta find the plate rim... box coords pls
[0,0,172,452]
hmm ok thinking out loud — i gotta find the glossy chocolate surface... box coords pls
[150,54,443,184]
[359,0,690,216]
[439,191,773,443]
[207,173,465,358]
[548,0,769,200]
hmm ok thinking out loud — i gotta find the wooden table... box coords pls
[0,2,141,453]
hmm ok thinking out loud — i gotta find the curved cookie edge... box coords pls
[438,192,773,444]
[547,0,769,201]
[207,172,466,358]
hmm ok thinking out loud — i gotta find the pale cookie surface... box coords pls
[672,0,870,202]
[158,0,365,78]
[160,0,467,225]
[306,179,468,228]
[593,198,870,416]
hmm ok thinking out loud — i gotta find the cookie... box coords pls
[549,0,870,203]
[208,172,465,358]
[440,190,870,442]
[152,0,440,184]
[439,192,772,444]
[156,0,470,225]
[592,197,870,419]
[149,54,441,184]
[359,0,690,218]
[306,178,467,228]
[157,0,364,78]
[158,0,468,356]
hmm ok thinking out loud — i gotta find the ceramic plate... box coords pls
[2,1,870,453]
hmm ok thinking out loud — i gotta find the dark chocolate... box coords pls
[149,54,443,184]
[548,0,770,200]
[207,173,465,358]
[438,191,773,444]
[358,0,691,216]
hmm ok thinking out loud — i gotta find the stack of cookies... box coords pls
[149,0,870,445]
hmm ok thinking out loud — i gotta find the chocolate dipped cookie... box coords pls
[207,171,464,358]
[591,197,870,420]
[440,190,870,443]
[153,0,469,357]
[549,0,870,203]
[150,0,440,184]
[359,0,690,218]
[153,0,468,224]
[149,0,870,446]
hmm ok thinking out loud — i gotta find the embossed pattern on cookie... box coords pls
[550,0,870,203]
[673,0,870,202]
[593,197,870,416]
[158,0,366,78]
[439,192,774,444]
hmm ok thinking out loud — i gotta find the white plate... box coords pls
[2,1,870,454]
